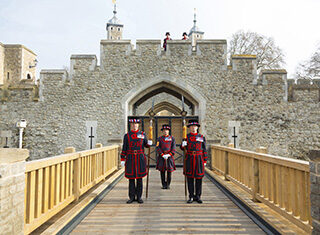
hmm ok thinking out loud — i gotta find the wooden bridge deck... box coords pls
[71,168,265,234]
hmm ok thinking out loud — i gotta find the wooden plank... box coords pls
[26,153,79,172]
[24,195,75,235]
[70,168,264,235]
[69,160,74,197]
[49,165,56,209]
[36,168,43,219]
[66,161,70,199]
[224,151,228,180]
[256,194,311,233]
[211,145,309,171]
[73,158,81,201]
[206,168,310,235]
[29,170,36,223]
[265,162,270,200]
[61,162,65,201]
[283,167,289,211]
[252,158,259,202]
[43,167,50,213]
[25,172,30,224]
[55,163,61,205]
[40,169,124,235]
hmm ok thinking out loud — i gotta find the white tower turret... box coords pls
[188,8,204,47]
[106,0,123,40]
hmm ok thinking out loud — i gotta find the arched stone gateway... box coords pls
[144,101,181,116]
[121,74,207,135]
[121,75,207,165]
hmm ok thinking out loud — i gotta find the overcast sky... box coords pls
[0,0,319,78]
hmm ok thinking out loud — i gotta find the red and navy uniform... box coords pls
[156,135,176,172]
[121,130,149,179]
[181,132,208,179]
[163,37,171,51]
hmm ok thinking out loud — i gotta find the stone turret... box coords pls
[188,9,204,47]
[0,43,37,87]
[106,1,123,40]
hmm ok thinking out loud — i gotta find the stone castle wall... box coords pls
[0,43,4,85]
[0,39,319,160]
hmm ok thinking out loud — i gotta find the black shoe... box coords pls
[166,185,170,189]
[187,198,193,203]
[126,198,134,204]
[137,198,144,204]
[197,199,203,204]
[161,186,167,189]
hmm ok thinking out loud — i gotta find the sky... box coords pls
[0,0,319,78]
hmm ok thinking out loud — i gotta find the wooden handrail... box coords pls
[211,145,311,233]
[24,145,119,234]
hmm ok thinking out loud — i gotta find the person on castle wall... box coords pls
[182,32,188,40]
[163,32,172,51]
[181,120,207,203]
[156,124,176,189]
[121,118,152,204]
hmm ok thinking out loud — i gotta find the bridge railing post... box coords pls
[252,158,260,202]
[224,151,229,181]
[65,147,81,201]
[309,150,320,235]
[251,147,266,202]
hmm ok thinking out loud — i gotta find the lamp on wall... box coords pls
[29,59,38,68]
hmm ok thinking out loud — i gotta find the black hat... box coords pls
[182,32,187,36]
[128,118,141,123]
[187,119,200,127]
[166,32,170,36]
[161,124,171,131]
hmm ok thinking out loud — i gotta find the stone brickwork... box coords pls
[0,39,319,161]
[0,43,4,85]
[0,149,28,235]
[309,150,320,235]
[0,44,37,87]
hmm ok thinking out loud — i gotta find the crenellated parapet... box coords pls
[288,78,320,102]
[231,55,257,83]
[166,40,192,56]
[70,55,97,79]
[136,40,162,56]
[260,69,288,102]
[99,39,228,63]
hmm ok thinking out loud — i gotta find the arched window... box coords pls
[111,36,113,39]
[7,72,9,80]
[118,27,120,31]
[27,73,32,79]
[111,27,113,30]
[118,37,120,40]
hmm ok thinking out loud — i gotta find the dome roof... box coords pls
[107,15,122,25]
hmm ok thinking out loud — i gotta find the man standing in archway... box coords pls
[156,124,176,189]
[181,120,207,203]
[120,118,152,204]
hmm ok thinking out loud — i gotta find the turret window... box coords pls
[111,27,113,30]
[118,28,120,31]
[27,74,31,79]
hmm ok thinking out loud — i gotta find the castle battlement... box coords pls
[99,39,227,58]
[287,78,320,102]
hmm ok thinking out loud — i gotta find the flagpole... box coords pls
[146,99,155,199]
[181,96,188,199]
